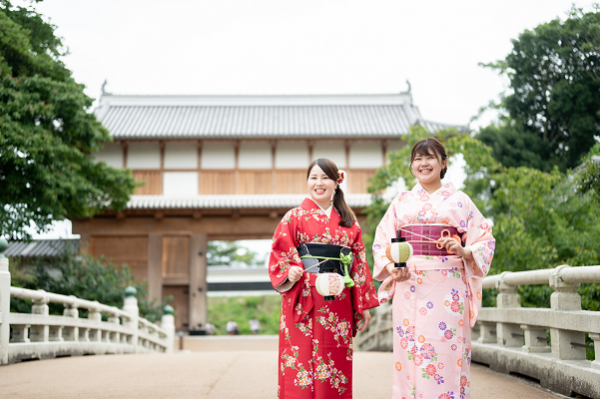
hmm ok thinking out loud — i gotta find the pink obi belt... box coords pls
[398,224,461,257]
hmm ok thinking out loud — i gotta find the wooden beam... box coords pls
[192,210,202,219]
[345,140,351,169]
[234,140,239,195]
[122,141,128,168]
[382,139,388,166]
[271,140,276,194]
[197,140,202,195]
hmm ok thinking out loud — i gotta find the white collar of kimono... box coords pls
[412,181,456,196]
[305,197,334,217]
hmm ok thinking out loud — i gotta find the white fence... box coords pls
[0,244,175,365]
[355,264,600,398]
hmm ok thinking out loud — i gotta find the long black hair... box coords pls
[306,158,356,227]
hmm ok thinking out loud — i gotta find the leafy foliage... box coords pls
[207,295,281,335]
[478,6,600,171]
[207,241,266,267]
[0,1,136,239]
[9,248,169,322]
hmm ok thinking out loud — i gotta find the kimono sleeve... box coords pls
[462,195,496,327]
[268,209,303,291]
[372,195,400,281]
[350,224,379,336]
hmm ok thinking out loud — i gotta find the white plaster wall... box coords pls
[387,140,404,155]
[128,142,160,169]
[94,143,123,168]
[164,142,197,169]
[349,141,383,168]
[163,172,198,196]
[201,142,235,169]
[312,141,346,168]
[239,142,272,169]
[275,141,309,169]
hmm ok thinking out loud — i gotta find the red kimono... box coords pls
[269,198,379,398]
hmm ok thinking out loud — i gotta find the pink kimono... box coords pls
[373,182,495,399]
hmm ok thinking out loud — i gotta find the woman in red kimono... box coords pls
[269,158,380,398]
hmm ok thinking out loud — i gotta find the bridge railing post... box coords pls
[495,272,523,347]
[123,286,139,352]
[520,324,550,353]
[161,305,175,353]
[62,296,79,342]
[549,265,586,360]
[0,238,10,365]
[589,333,600,370]
[30,291,50,343]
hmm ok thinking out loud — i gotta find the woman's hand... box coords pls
[385,262,412,282]
[438,237,473,261]
[287,266,304,284]
[358,309,371,332]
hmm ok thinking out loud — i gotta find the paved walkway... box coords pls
[0,337,562,398]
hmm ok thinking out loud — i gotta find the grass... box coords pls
[207,295,281,335]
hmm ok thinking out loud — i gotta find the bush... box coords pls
[207,295,281,335]
[9,247,169,322]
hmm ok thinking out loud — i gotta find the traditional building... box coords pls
[74,90,465,333]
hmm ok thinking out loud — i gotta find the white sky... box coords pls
[28,0,592,241]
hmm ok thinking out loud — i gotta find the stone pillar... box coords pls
[0,238,11,365]
[189,234,207,334]
[589,333,600,370]
[148,235,163,303]
[62,296,79,342]
[495,272,522,347]
[521,324,550,353]
[88,302,102,342]
[549,265,586,360]
[30,290,50,342]
[477,322,497,344]
[161,305,175,353]
[123,286,139,353]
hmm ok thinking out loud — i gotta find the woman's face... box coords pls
[411,150,445,186]
[307,164,337,208]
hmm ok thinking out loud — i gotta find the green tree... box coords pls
[0,1,136,239]
[478,6,600,171]
[207,241,266,267]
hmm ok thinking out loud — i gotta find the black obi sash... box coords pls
[297,243,353,275]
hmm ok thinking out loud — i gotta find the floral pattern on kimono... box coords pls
[270,198,379,398]
[372,182,495,399]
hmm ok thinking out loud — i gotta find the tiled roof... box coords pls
[95,93,468,139]
[6,239,79,258]
[126,194,372,209]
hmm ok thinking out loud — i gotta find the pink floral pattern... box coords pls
[373,182,495,399]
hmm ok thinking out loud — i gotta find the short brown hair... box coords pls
[306,158,356,227]
[410,138,448,179]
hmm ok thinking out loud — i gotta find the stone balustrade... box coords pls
[354,264,600,398]
[0,239,175,365]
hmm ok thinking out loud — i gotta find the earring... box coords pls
[330,188,336,202]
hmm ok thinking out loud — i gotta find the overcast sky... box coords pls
[27,0,593,240]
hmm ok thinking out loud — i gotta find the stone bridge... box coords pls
[0,239,598,398]
[355,264,600,398]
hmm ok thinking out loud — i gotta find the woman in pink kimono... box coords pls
[373,138,495,399]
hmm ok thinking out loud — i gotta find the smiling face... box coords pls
[307,164,337,209]
[411,149,446,187]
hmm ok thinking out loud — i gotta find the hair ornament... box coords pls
[337,170,345,184]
